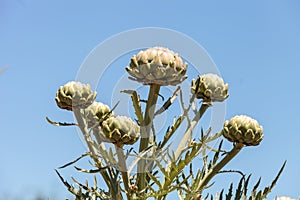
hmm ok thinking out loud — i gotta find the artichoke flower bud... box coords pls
[55,81,97,111]
[83,102,112,128]
[101,116,140,147]
[126,46,188,86]
[221,115,264,146]
[191,73,229,102]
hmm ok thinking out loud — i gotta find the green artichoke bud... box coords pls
[101,116,140,147]
[221,115,264,146]
[191,73,229,102]
[55,81,96,111]
[126,46,188,86]
[83,102,112,128]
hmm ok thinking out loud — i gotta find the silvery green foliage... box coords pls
[50,46,285,200]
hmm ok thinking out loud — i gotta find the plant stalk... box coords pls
[197,142,244,193]
[137,84,161,197]
[174,102,211,162]
[116,145,131,200]
[157,102,210,200]
[73,109,117,199]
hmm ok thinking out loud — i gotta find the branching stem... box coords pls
[174,102,211,161]
[197,142,244,193]
[73,109,118,199]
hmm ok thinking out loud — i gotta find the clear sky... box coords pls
[1,0,300,199]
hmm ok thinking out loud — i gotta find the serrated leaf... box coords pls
[154,86,180,116]
[71,177,89,191]
[46,117,77,126]
[212,140,223,165]
[159,115,184,149]
[121,90,143,125]
[260,161,286,199]
[146,171,162,189]
[234,176,243,200]
[74,165,108,173]
[251,177,261,198]
[59,153,89,169]
[243,175,251,198]
[226,183,233,200]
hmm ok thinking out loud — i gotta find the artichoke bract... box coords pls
[101,116,140,147]
[221,115,264,146]
[191,73,229,102]
[55,81,97,111]
[126,46,188,86]
[84,102,112,128]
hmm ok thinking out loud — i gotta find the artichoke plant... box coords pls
[49,46,286,200]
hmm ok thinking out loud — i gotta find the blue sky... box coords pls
[1,0,300,199]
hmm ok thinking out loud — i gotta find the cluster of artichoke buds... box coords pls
[55,81,140,147]
[50,46,284,200]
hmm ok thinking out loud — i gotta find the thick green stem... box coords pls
[137,84,161,197]
[197,142,244,193]
[116,145,131,200]
[73,109,117,199]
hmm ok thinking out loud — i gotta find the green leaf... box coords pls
[74,165,108,173]
[121,90,143,125]
[154,86,180,116]
[146,171,162,189]
[243,175,251,199]
[260,161,286,199]
[251,177,261,199]
[58,153,89,169]
[159,115,184,149]
[226,183,233,200]
[46,116,77,126]
[212,140,223,165]
[234,177,243,200]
